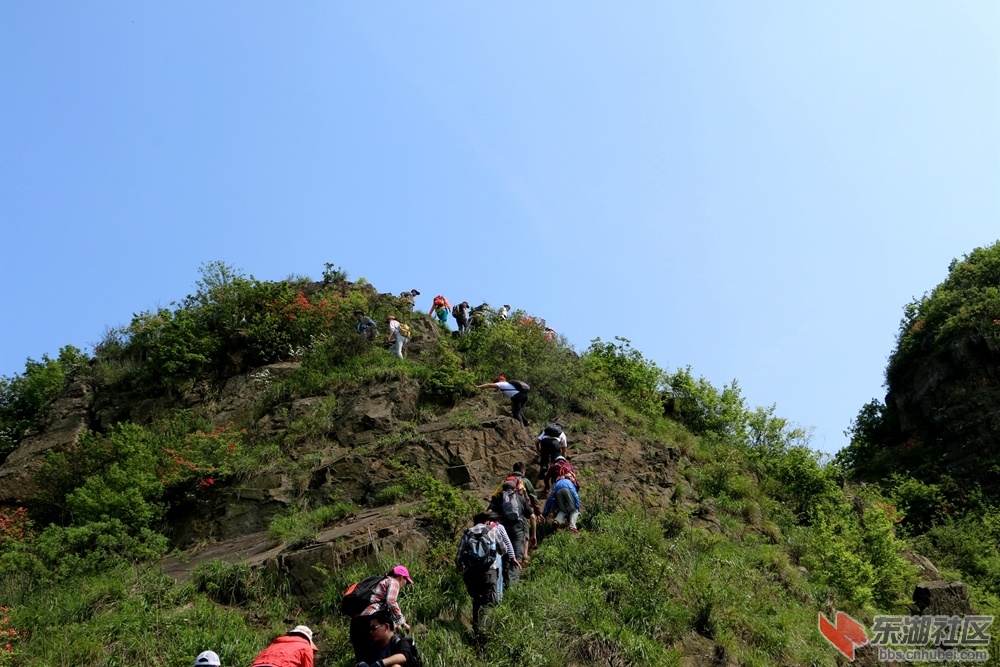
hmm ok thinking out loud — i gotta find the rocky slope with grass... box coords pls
[0,265,994,666]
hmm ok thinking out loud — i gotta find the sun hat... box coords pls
[391,564,414,584]
[290,624,317,648]
[194,651,221,667]
[555,455,566,462]
[387,315,396,320]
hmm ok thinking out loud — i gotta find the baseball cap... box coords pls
[194,651,221,667]
[290,625,317,648]
[392,564,414,584]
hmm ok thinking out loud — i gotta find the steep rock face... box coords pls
[0,379,92,501]
[0,360,683,603]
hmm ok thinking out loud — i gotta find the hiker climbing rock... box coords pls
[386,316,409,359]
[541,455,579,495]
[355,310,378,341]
[535,422,567,480]
[398,289,420,312]
[543,477,581,533]
[428,295,451,327]
[452,301,471,334]
[250,625,317,667]
[487,474,533,587]
[469,303,491,330]
[344,565,414,667]
[456,511,519,637]
[358,608,423,667]
[491,462,543,556]
[477,376,530,425]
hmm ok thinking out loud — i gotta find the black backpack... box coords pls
[540,436,562,456]
[508,380,530,393]
[390,634,424,667]
[460,524,498,570]
[451,304,462,318]
[543,423,563,438]
[340,574,385,616]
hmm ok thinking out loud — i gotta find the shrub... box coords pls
[582,337,667,419]
[0,346,88,461]
[888,475,945,533]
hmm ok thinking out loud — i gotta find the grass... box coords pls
[267,501,356,548]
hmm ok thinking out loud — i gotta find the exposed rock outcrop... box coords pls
[0,379,92,501]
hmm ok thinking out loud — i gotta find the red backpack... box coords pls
[550,460,579,489]
[433,295,446,307]
[504,474,526,495]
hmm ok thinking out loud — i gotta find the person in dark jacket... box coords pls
[487,477,533,587]
[355,311,378,340]
[357,608,421,667]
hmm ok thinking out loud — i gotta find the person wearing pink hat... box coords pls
[250,624,317,667]
[349,565,414,667]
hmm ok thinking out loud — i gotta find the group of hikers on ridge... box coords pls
[353,290,557,363]
[423,293,512,334]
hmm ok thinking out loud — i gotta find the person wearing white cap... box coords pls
[250,624,317,667]
[194,650,221,667]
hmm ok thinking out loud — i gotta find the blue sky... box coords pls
[2,3,997,454]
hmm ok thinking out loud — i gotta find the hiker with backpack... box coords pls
[355,311,378,341]
[398,289,420,312]
[344,565,414,667]
[543,476,582,533]
[356,608,423,667]
[386,316,409,359]
[250,625,317,667]
[541,455,579,495]
[452,301,471,334]
[491,462,543,555]
[477,376,530,426]
[499,304,511,320]
[469,303,491,331]
[455,511,519,636]
[535,423,567,481]
[428,295,451,327]
[487,475,533,587]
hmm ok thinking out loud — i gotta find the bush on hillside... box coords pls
[0,346,88,461]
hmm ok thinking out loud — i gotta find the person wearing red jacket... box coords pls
[251,625,317,667]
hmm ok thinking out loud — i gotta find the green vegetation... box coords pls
[268,501,355,548]
[835,241,1000,636]
[0,346,88,462]
[0,260,994,665]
